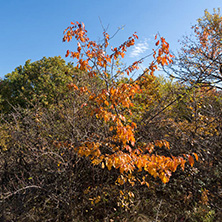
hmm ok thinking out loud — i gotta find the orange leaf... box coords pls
[104,100,109,106]
[125,145,132,153]
[193,153,198,161]
[81,103,87,108]
[155,40,160,46]
[188,155,194,167]
[131,122,137,129]
[65,50,70,57]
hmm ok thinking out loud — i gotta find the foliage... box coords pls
[62,21,196,187]
[166,8,222,90]
[0,56,77,113]
[1,14,222,221]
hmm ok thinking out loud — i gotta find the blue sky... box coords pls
[0,0,222,78]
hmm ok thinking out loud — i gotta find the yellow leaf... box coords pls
[117,175,126,185]
[92,158,102,165]
[106,158,113,170]
[162,175,169,184]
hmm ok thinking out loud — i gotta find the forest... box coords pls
[0,9,222,222]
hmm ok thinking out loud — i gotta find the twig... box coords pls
[1,185,42,201]
[155,199,162,222]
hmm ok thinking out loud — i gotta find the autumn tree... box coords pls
[62,21,197,187]
[161,9,222,220]
[166,8,222,89]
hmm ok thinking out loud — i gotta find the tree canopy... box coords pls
[166,8,222,90]
[0,56,78,112]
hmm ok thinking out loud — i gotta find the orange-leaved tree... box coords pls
[63,21,197,186]
[166,9,222,89]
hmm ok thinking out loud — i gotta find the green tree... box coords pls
[0,56,78,113]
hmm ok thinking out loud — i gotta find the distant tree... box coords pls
[166,9,222,89]
[0,56,78,112]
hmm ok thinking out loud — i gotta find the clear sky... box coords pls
[0,0,222,78]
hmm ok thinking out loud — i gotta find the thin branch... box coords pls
[1,185,43,201]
